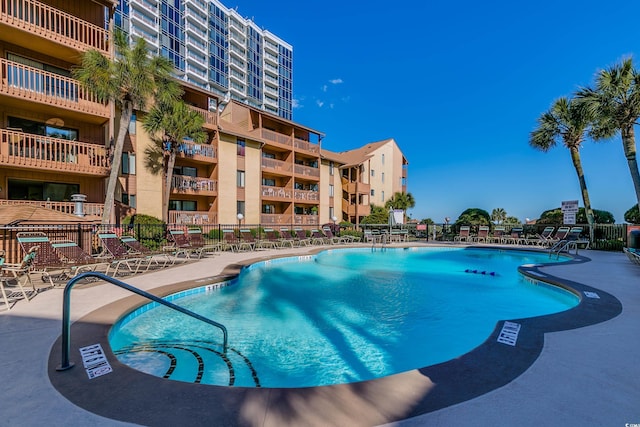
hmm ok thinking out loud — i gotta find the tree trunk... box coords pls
[102,103,133,225]
[622,125,640,212]
[163,145,177,224]
[570,146,595,242]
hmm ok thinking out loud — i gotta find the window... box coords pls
[237,138,245,156]
[8,179,79,201]
[237,201,245,216]
[329,206,334,219]
[121,193,136,208]
[262,152,276,159]
[169,200,197,211]
[371,169,375,177]
[121,152,136,175]
[262,178,276,186]
[8,116,79,140]
[370,189,375,196]
[329,184,334,197]
[262,204,275,214]
[237,170,245,188]
[128,114,136,135]
[381,191,385,201]
[174,166,196,177]
[329,161,334,176]
[381,154,385,164]
[381,172,385,183]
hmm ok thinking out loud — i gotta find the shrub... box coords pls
[121,214,166,249]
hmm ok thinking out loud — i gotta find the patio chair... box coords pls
[488,226,506,244]
[527,226,556,246]
[237,229,257,251]
[220,229,239,252]
[0,250,34,310]
[186,228,220,257]
[16,232,72,287]
[472,226,490,243]
[454,226,471,242]
[310,229,329,245]
[50,240,113,277]
[623,248,640,266]
[294,228,312,246]
[97,232,147,276]
[165,229,199,259]
[258,228,282,249]
[119,235,177,269]
[278,228,298,247]
[322,226,347,244]
[505,227,525,245]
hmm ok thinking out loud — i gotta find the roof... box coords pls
[334,138,395,168]
[0,206,99,226]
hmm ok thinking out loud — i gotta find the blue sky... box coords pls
[231,0,639,223]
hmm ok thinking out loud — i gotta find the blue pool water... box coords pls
[109,247,578,388]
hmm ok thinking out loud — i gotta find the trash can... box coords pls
[628,229,640,249]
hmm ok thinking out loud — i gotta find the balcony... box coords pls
[176,141,216,163]
[0,199,104,217]
[261,157,292,174]
[0,129,110,175]
[343,181,370,195]
[294,215,319,225]
[342,199,371,217]
[294,189,319,202]
[261,129,292,147]
[260,213,291,225]
[262,185,292,200]
[294,164,320,179]
[169,210,217,224]
[0,0,109,58]
[294,138,320,154]
[171,175,217,196]
[0,58,110,118]
[187,105,217,130]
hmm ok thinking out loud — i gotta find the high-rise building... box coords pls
[116,0,293,120]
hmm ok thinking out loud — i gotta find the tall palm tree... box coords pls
[491,208,507,224]
[530,97,596,239]
[575,58,640,211]
[143,99,206,223]
[73,30,175,224]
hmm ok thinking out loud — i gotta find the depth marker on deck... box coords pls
[79,344,112,379]
[497,321,521,346]
[583,291,600,299]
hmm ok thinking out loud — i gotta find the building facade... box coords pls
[0,0,408,228]
[115,0,293,120]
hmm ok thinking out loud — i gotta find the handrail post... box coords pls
[57,271,228,371]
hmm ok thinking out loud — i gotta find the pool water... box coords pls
[109,247,577,388]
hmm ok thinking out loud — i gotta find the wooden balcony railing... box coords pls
[341,199,371,217]
[262,128,292,146]
[0,199,104,217]
[262,185,292,199]
[294,214,319,225]
[294,164,320,178]
[176,141,216,162]
[294,189,319,202]
[261,157,292,173]
[294,138,319,154]
[260,213,291,225]
[0,129,110,175]
[188,105,217,128]
[0,58,109,117]
[0,0,109,54]
[171,175,217,195]
[169,210,217,224]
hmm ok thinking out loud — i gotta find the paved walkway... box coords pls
[1,245,638,426]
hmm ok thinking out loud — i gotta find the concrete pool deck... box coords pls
[1,243,639,426]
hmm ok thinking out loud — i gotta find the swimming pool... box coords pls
[109,247,577,388]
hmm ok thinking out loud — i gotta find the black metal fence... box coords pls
[0,222,631,263]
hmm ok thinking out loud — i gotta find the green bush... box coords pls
[121,214,166,250]
[340,230,362,240]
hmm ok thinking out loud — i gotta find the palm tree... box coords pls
[491,208,507,224]
[143,99,206,223]
[384,192,416,222]
[575,58,640,211]
[530,97,596,239]
[73,30,175,224]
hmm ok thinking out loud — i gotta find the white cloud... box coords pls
[292,98,301,109]
[316,100,324,108]
[329,78,343,84]
[329,103,335,109]
[322,84,328,92]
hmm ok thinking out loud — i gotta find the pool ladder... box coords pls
[56,272,228,371]
[371,233,388,252]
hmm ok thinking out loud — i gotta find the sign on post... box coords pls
[561,200,579,225]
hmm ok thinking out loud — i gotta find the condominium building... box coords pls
[0,0,408,229]
[115,0,293,120]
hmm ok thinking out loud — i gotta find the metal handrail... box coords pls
[57,272,228,371]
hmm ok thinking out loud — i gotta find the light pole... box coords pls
[237,213,244,230]
[331,215,338,234]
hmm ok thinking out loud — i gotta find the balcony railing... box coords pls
[0,129,110,174]
[169,210,217,224]
[171,175,217,194]
[342,199,371,217]
[261,129,292,146]
[0,199,104,217]
[260,213,291,225]
[294,189,319,201]
[294,138,319,154]
[188,105,217,128]
[262,185,292,199]
[261,157,292,173]
[294,214,318,225]
[294,164,320,178]
[176,141,216,161]
[0,58,109,117]
[0,0,109,54]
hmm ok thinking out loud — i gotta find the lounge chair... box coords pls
[165,229,199,259]
[118,235,177,269]
[186,228,220,257]
[16,232,73,287]
[97,232,147,275]
[0,249,35,310]
[278,228,298,247]
[454,226,471,242]
[220,229,239,252]
[623,248,640,265]
[472,226,490,243]
[310,229,328,245]
[505,227,525,245]
[238,229,256,251]
[322,226,348,244]
[258,228,282,249]
[294,228,312,246]
[50,240,113,277]
[488,226,506,244]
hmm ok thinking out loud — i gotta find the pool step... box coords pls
[113,340,260,387]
